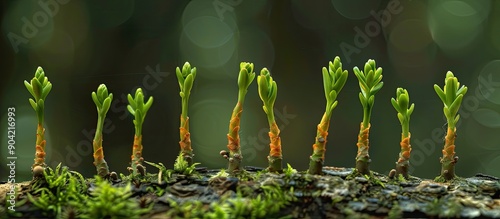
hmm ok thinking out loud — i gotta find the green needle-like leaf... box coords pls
[92,92,101,109]
[136,92,144,111]
[144,97,153,113]
[397,94,409,112]
[41,83,52,100]
[32,78,42,99]
[445,78,457,105]
[391,98,401,112]
[269,81,277,106]
[457,86,468,96]
[175,67,184,89]
[101,96,112,116]
[135,109,143,125]
[366,70,375,86]
[35,66,44,77]
[332,71,348,94]
[397,113,404,124]
[368,96,375,106]
[330,101,338,111]
[127,105,135,116]
[322,67,331,100]
[329,90,338,102]
[238,68,248,89]
[184,74,194,96]
[364,61,371,76]
[449,94,463,117]
[370,82,384,96]
[444,107,451,119]
[434,85,446,104]
[127,94,136,109]
[258,69,271,102]
[408,104,415,116]
[29,98,37,111]
[359,93,366,108]
[374,68,383,83]
[37,99,44,121]
[24,81,35,96]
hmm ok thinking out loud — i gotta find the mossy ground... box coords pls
[1,165,500,219]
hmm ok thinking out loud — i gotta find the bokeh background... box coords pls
[1,0,500,181]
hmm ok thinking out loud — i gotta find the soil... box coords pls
[1,166,500,219]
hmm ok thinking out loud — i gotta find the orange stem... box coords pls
[130,135,144,175]
[179,115,193,164]
[227,102,242,153]
[356,123,370,159]
[32,123,46,169]
[443,127,456,162]
[269,121,282,157]
[355,122,371,175]
[93,134,109,177]
[312,113,330,161]
[439,127,457,180]
[397,133,411,164]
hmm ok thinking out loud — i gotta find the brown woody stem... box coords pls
[93,134,110,178]
[355,122,371,175]
[267,121,282,172]
[130,135,145,176]
[308,113,330,174]
[395,133,411,179]
[440,127,457,181]
[179,115,193,165]
[227,102,243,173]
[32,123,47,177]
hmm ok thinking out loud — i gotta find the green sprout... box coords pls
[221,62,256,173]
[173,152,200,176]
[28,163,87,218]
[308,56,348,175]
[80,176,149,219]
[127,88,153,177]
[257,68,282,172]
[284,163,297,179]
[24,66,52,177]
[434,71,467,181]
[353,59,384,175]
[91,84,114,178]
[176,62,197,165]
[144,161,173,184]
[210,168,229,180]
[390,88,414,179]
